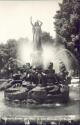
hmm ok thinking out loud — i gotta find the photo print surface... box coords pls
[0,0,80,123]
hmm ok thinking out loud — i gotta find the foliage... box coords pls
[41,32,54,44]
[54,0,80,64]
[41,32,54,45]
[0,39,18,78]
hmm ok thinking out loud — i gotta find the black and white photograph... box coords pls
[0,0,80,124]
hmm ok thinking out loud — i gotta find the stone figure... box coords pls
[30,17,43,50]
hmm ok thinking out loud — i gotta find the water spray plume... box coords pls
[17,38,33,65]
[17,19,78,76]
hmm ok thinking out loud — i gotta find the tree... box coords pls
[6,39,18,59]
[54,0,80,65]
[41,32,54,44]
[0,44,8,69]
[0,39,18,78]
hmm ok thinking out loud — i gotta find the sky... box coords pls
[0,0,62,43]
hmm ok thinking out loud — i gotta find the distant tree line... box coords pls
[0,39,18,78]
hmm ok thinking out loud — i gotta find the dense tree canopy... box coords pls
[41,32,54,44]
[0,39,18,78]
[54,0,80,65]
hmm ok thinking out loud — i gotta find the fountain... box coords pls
[4,18,76,104]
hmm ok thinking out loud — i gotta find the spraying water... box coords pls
[17,38,33,65]
[17,19,78,75]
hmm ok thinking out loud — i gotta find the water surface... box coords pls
[0,85,80,118]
